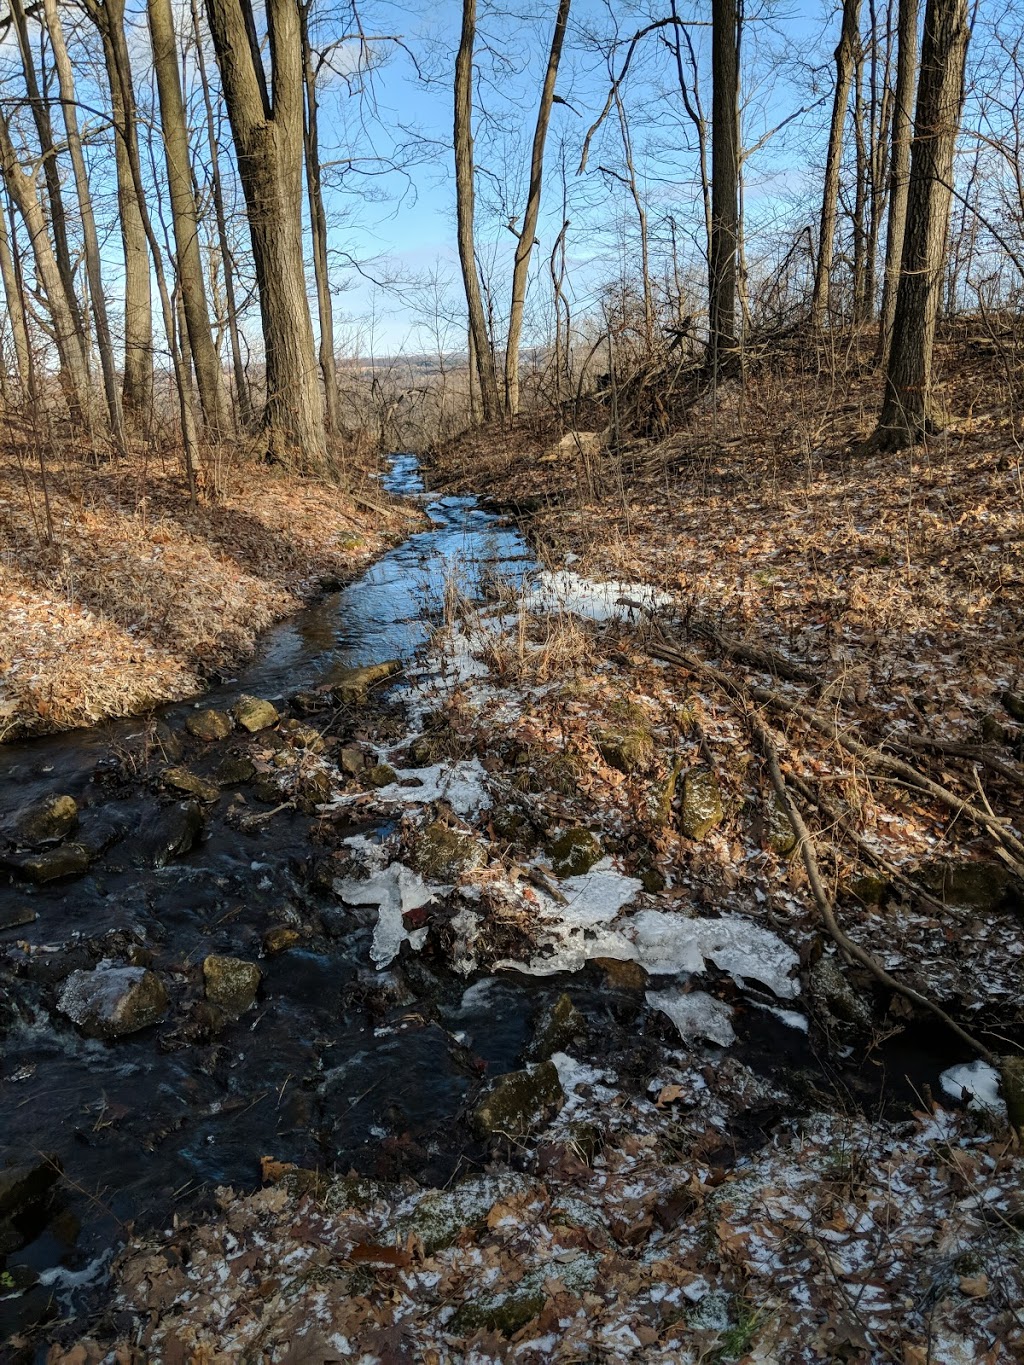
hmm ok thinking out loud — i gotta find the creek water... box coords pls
[0,456,975,1353]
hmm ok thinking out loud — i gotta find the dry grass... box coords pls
[0,438,420,739]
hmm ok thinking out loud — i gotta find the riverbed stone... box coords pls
[8,793,78,847]
[263,925,302,955]
[185,708,234,742]
[203,955,261,1015]
[593,957,649,992]
[15,843,92,884]
[0,1153,62,1218]
[546,827,603,879]
[338,744,366,778]
[809,954,872,1030]
[0,904,36,932]
[280,719,325,752]
[918,860,1023,914]
[401,1174,541,1253]
[330,659,402,705]
[680,766,723,840]
[57,966,169,1038]
[526,993,587,1062]
[472,1060,565,1139]
[232,696,280,733]
[215,753,257,786]
[411,821,486,881]
[163,766,220,803]
[138,800,203,867]
[365,763,398,789]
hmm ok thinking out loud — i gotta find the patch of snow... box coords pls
[646,989,736,1047]
[550,1051,613,1098]
[334,862,443,967]
[629,910,800,998]
[939,1060,1006,1117]
[368,758,490,815]
[524,569,673,622]
[752,1002,810,1032]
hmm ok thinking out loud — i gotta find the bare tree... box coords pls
[874,0,969,445]
[875,0,919,366]
[708,0,740,379]
[812,0,862,327]
[0,201,32,403]
[205,0,328,470]
[504,0,572,416]
[454,0,500,422]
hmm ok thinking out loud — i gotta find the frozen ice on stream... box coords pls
[645,989,737,1047]
[524,569,673,622]
[940,1060,1006,1116]
[334,862,444,967]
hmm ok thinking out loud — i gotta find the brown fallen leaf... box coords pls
[348,1242,413,1268]
[958,1273,989,1298]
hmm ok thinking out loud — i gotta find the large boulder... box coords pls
[57,966,169,1038]
[330,660,402,705]
[203,955,261,1015]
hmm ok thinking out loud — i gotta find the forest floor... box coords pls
[0,433,420,741]
[40,330,1024,1363]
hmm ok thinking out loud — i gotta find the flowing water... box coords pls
[0,457,974,1352]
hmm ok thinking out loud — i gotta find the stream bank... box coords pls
[3,456,1022,1363]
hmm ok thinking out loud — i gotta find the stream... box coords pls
[0,456,979,1355]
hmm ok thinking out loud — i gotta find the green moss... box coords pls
[547,827,603,878]
[680,767,723,840]
[411,821,485,881]
[472,1061,564,1138]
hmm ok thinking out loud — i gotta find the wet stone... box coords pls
[185,708,234,742]
[472,1060,565,1139]
[215,753,257,786]
[592,957,649,992]
[57,965,169,1038]
[0,1152,62,1219]
[232,695,280,733]
[526,993,587,1062]
[547,827,603,879]
[0,904,37,932]
[163,766,220,803]
[680,766,723,841]
[338,743,366,777]
[14,843,92,884]
[137,800,203,867]
[411,821,486,882]
[365,763,398,789]
[6,793,78,848]
[263,925,302,955]
[279,719,325,752]
[203,955,261,1015]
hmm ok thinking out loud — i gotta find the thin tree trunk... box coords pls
[204,0,328,471]
[0,202,32,402]
[8,0,88,365]
[875,0,919,367]
[42,0,127,455]
[852,40,870,321]
[149,0,230,440]
[0,110,91,422]
[613,90,654,352]
[300,1,340,436]
[670,1,713,287]
[189,0,253,430]
[504,0,571,416]
[707,0,740,378]
[874,0,969,445]
[812,0,862,327]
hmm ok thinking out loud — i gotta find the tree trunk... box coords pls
[0,110,91,423]
[875,0,919,367]
[812,0,862,327]
[149,0,231,440]
[43,0,127,455]
[8,0,88,366]
[204,0,328,472]
[707,0,741,378]
[300,1,340,436]
[504,0,572,416]
[0,202,32,402]
[874,0,968,445]
[454,0,500,422]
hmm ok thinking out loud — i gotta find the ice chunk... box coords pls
[939,1059,1006,1116]
[334,862,442,967]
[629,909,800,998]
[647,988,736,1046]
[365,758,490,816]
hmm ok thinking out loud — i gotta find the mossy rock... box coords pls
[650,756,685,827]
[917,860,1023,914]
[490,807,534,848]
[846,874,888,906]
[337,531,365,550]
[163,766,220,803]
[596,727,655,774]
[526,993,587,1062]
[411,820,486,882]
[450,1252,601,1337]
[364,763,398,789]
[546,827,602,878]
[809,954,872,1029]
[263,925,302,955]
[760,790,797,856]
[279,719,325,752]
[981,713,1009,745]
[185,709,233,742]
[296,770,334,807]
[232,696,280,733]
[1001,690,1024,723]
[400,1174,540,1253]
[203,955,261,1015]
[9,794,78,847]
[330,660,402,705]
[215,754,256,786]
[473,1061,565,1139]
[680,767,723,841]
